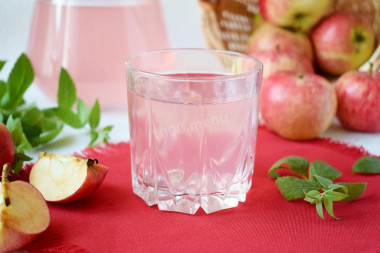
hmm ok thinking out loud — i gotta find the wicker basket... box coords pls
[199,0,380,71]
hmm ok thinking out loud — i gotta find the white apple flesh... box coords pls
[29,153,108,203]
[0,164,50,252]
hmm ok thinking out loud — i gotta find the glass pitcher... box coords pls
[26,0,170,109]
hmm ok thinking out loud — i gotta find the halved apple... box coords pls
[29,152,108,203]
[0,164,50,252]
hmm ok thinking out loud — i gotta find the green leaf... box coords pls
[89,99,100,129]
[58,68,77,109]
[268,156,309,179]
[313,175,333,189]
[29,121,64,147]
[304,190,321,204]
[77,99,90,125]
[353,156,380,174]
[53,107,83,129]
[89,125,113,146]
[323,198,339,220]
[328,183,348,194]
[336,182,367,202]
[2,54,34,108]
[6,116,32,151]
[324,191,348,201]
[316,201,324,219]
[0,80,6,100]
[309,161,342,181]
[275,176,320,201]
[11,152,33,173]
[0,60,5,71]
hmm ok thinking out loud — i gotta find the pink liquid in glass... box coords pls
[128,73,260,214]
[26,0,169,109]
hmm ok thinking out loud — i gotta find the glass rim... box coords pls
[125,48,263,82]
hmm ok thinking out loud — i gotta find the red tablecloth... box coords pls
[26,127,380,253]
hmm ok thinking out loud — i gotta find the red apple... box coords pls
[0,164,50,252]
[335,68,380,132]
[259,0,330,32]
[29,152,108,203]
[312,12,375,76]
[0,122,15,169]
[253,50,314,79]
[247,22,314,61]
[260,72,337,140]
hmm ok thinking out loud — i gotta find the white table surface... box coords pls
[1,0,379,162]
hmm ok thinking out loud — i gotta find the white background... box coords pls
[0,0,379,157]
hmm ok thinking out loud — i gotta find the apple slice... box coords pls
[0,164,50,252]
[29,152,108,203]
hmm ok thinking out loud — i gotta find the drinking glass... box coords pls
[26,0,169,109]
[126,49,263,214]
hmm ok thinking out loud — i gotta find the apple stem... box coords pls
[297,73,304,79]
[87,158,99,167]
[369,62,373,76]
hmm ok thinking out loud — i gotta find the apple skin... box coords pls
[252,50,314,79]
[58,160,108,203]
[247,22,314,61]
[0,165,50,252]
[311,12,375,76]
[29,153,108,203]
[259,0,330,32]
[260,72,337,140]
[0,122,15,170]
[335,70,380,132]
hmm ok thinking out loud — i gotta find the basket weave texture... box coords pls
[199,0,380,71]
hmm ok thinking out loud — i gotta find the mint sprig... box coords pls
[0,54,113,173]
[269,156,368,220]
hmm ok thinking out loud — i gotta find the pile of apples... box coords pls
[0,122,108,252]
[247,0,380,140]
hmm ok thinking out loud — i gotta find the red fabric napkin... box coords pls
[26,127,380,253]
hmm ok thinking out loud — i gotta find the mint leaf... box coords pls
[89,99,100,129]
[0,61,5,72]
[323,198,339,220]
[337,182,367,202]
[316,201,324,219]
[275,176,320,201]
[324,191,348,201]
[58,68,77,109]
[268,156,309,179]
[304,190,321,204]
[309,161,342,181]
[328,183,348,193]
[89,125,113,146]
[0,80,6,102]
[53,107,84,129]
[313,175,333,189]
[6,116,31,150]
[353,156,380,174]
[77,99,90,125]
[2,54,34,109]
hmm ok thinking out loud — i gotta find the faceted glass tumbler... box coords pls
[126,49,263,214]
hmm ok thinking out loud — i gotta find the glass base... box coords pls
[132,181,252,214]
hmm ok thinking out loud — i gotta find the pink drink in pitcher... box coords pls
[26,0,169,109]
[126,49,263,214]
